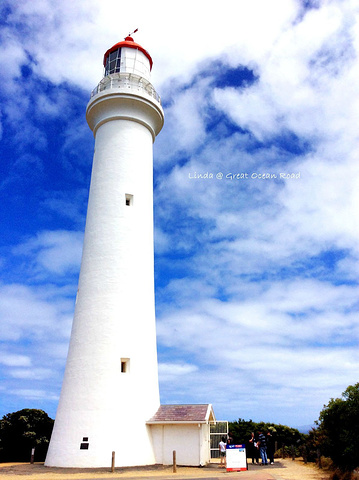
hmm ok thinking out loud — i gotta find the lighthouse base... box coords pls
[45,411,157,468]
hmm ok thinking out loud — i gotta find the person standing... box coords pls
[248,432,259,464]
[219,436,227,467]
[266,431,275,464]
[257,430,268,465]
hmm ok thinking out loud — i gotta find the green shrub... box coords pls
[316,383,359,472]
[0,409,54,462]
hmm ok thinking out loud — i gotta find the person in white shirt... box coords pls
[219,436,227,467]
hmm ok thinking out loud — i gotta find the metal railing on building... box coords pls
[90,73,161,104]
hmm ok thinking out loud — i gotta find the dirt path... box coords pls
[0,458,330,480]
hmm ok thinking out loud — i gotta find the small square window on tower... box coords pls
[80,436,89,449]
[121,358,130,373]
[125,194,133,206]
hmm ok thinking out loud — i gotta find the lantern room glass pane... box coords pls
[105,48,122,76]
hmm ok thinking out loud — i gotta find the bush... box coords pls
[316,383,359,472]
[330,468,353,480]
[0,409,54,462]
[228,418,305,459]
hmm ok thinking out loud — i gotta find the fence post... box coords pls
[303,445,308,464]
[111,451,115,472]
[30,448,35,464]
[317,449,322,469]
[291,444,295,460]
[282,444,285,458]
[173,450,177,473]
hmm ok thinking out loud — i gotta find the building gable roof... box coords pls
[147,404,216,424]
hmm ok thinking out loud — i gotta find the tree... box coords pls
[228,418,305,457]
[0,409,54,462]
[317,383,359,471]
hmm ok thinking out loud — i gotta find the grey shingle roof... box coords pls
[147,404,215,424]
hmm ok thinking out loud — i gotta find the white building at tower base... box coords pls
[148,404,216,467]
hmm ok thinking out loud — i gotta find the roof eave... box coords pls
[146,420,209,425]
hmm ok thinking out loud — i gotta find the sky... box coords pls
[0,0,358,430]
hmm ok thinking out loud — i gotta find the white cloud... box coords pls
[0,30,28,90]
[9,368,53,380]
[154,227,171,255]
[13,230,83,275]
[158,279,358,351]
[8,389,59,401]
[0,354,32,367]
[0,0,301,92]
[158,363,198,382]
[213,3,359,143]
[278,155,359,248]
[0,282,73,341]
[0,278,73,414]
[156,276,359,422]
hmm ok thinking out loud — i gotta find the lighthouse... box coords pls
[45,35,164,468]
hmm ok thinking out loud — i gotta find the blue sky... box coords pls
[0,0,358,429]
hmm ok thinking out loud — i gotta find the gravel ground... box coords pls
[0,458,330,480]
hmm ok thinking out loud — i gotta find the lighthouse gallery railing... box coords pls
[90,73,161,104]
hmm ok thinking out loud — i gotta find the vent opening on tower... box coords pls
[121,358,130,373]
[125,194,133,206]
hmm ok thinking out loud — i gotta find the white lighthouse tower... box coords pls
[45,35,164,468]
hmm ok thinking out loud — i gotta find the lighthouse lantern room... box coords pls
[103,36,153,79]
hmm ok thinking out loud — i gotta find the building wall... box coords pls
[150,424,211,466]
[45,99,163,468]
[199,423,211,465]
